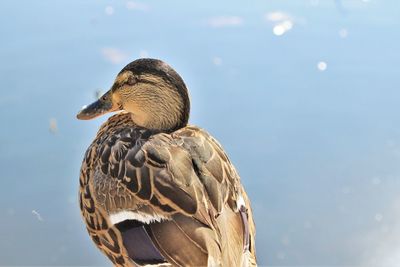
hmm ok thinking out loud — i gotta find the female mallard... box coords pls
[77,58,256,267]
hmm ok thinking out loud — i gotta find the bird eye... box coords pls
[127,76,137,86]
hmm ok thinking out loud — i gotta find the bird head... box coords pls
[77,58,190,132]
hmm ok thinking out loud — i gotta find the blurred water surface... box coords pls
[1,0,400,266]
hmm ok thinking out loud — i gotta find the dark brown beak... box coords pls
[76,91,117,120]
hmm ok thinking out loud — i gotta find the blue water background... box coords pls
[1,0,399,265]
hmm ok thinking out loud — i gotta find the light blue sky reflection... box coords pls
[0,0,400,265]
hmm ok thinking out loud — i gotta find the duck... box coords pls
[77,58,257,267]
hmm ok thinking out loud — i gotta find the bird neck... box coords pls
[128,98,189,133]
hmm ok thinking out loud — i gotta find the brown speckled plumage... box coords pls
[78,59,256,266]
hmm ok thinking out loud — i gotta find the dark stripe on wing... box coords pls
[116,220,166,265]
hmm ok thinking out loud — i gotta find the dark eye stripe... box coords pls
[137,80,158,86]
[124,79,158,87]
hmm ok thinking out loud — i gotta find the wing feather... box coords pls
[95,125,245,222]
[88,123,254,266]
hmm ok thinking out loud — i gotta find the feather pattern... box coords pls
[79,112,256,266]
